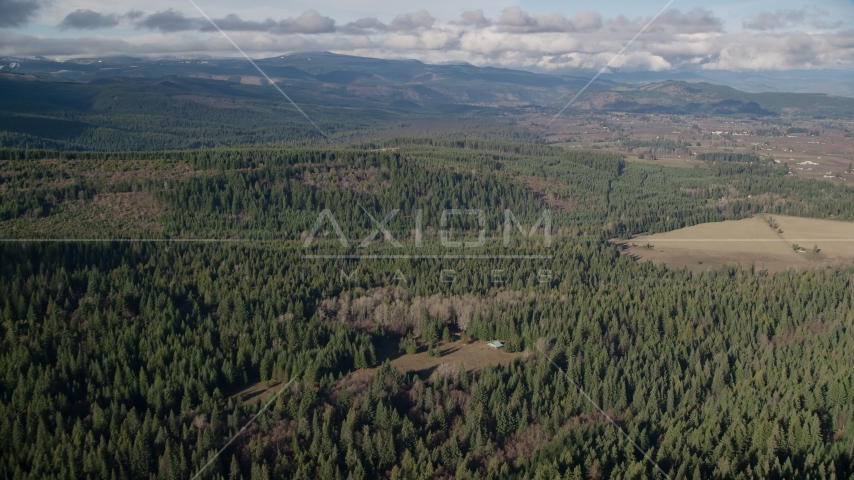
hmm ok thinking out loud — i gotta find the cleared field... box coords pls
[230,340,529,404]
[384,340,529,377]
[615,214,854,272]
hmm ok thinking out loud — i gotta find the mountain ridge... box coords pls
[1,52,853,152]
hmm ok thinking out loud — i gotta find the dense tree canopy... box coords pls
[1,140,853,478]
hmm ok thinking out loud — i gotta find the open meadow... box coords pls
[230,340,529,405]
[615,214,854,272]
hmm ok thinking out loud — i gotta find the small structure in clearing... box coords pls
[487,340,504,349]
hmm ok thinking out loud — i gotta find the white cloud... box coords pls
[695,30,851,71]
[340,17,386,34]
[273,10,336,34]
[200,14,277,32]
[386,10,435,31]
[743,7,841,32]
[655,8,722,34]
[572,11,602,31]
[3,6,853,72]
[135,9,203,32]
[459,10,491,28]
[496,7,574,33]
[59,9,122,30]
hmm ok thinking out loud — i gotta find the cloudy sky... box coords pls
[1,0,852,72]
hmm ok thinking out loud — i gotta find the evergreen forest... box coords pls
[1,139,853,479]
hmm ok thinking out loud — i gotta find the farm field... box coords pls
[528,110,854,183]
[615,214,854,272]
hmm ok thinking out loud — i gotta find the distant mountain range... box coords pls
[1,51,853,130]
[0,52,615,108]
[570,81,854,117]
[599,69,854,98]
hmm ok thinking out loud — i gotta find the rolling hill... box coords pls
[2,52,854,151]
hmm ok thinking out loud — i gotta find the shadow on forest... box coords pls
[411,364,439,380]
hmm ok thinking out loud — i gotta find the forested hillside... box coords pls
[1,140,854,479]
